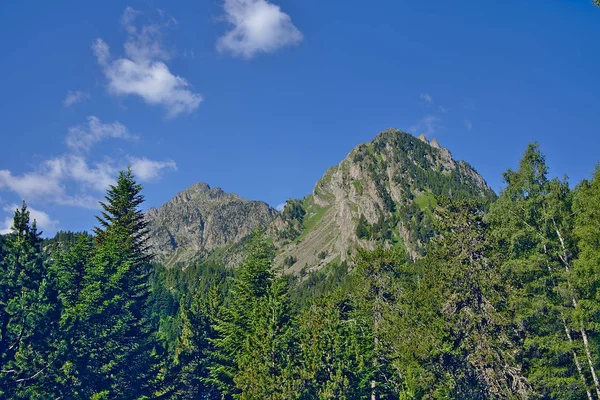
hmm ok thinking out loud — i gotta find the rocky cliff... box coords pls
[146,129,495,271]
[145,183,277,266]
[273,129,495,272]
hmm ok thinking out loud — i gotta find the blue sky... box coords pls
[0,0,599,236]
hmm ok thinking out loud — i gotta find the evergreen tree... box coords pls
[234,275,298,399]
[209,233,297,398]
[69,168,157,399]
[353,247,407,399]
[166,285,221,399]
[572,165,600,398]
[0,202,61,399]
[487,144,592,399]
[420,199,529,398]
[296,292,371,399]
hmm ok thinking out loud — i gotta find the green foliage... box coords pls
[208,234,298,398]
[0,202,61,399]
[57,168,157,399]
[295,293,371,399]
[278,199,307,241]
[5,140,600,399]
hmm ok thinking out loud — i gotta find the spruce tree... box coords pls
[72,168,156,398]
[487,144,591,399]
[0,202,61,399]
[423,199,529,398]
[353,247,407,399]
[296,292,371,399]
[169,287,220,399]
[572,165,600,398]
[51,234,95,398]
[208,233,297,398]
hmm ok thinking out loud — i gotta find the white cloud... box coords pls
[275,202,286,211]
[217,0,303,58]
[438,105,448,113]
[129,157,177,181]
[420,93,433,104]
[410,115,442,136]
[93,8,201,118]
[66,116,138,152]
[0,156,115,209]
[0,154,176,209]
[464,119,473,131]
[63,90,90,107]
[0,204,59,235]
[0,169,65,204]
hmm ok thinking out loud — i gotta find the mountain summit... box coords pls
[145,182,277,266]
[146,129,494,270]
[273,129,494,271]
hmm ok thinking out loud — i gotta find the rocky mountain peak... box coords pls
[145,128,495,273]
[274,129,495,271]
[145,183,277,267]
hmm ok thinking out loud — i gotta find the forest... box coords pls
[1,142,600,399]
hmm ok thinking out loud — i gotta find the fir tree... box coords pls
[487,144,591,399]
[71,168,157,399]
[0,202,61,399]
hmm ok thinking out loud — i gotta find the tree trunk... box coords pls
[554,221,600,398]
[563,319,593,400]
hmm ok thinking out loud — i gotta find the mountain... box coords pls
[145,182,277,267]
[272,129,495,272]
[145,129,495,270]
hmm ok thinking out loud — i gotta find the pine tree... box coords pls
[70,168,157,399]
[422,199,530,398]
[169,287,220,399]
[0,202,61,399]
[296,292,371,399]
[487,144,591,399]
[208,233,297,398]
[572,165,600,398]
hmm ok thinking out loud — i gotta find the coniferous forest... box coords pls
[2,143,600,400]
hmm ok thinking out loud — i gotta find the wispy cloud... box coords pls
[63,90,90,107]
[66,116,138,152]
[275,202,286,211]
[93,8,201,118]
[410,115,442,136]
[217,0,303,59]
[464,119,473,131]
[129,157,177,181]
[0,117,177,209]
[420,93,433,105]
[0,204,59,235]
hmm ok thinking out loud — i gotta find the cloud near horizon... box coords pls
[0,204,60,235]
[410,115,442,136]
[0,116,177,210]
[217,0,303,58]
[93,8,202,118]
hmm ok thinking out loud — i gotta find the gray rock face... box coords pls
[275,129,495,272]
[145,183,277,265]
[145,129,494,271]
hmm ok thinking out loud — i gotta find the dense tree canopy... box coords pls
[1,145,600,399]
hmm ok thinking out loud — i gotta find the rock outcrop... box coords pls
[274,129,495,272]
[145,183,277,266]
[145,129,495,272]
